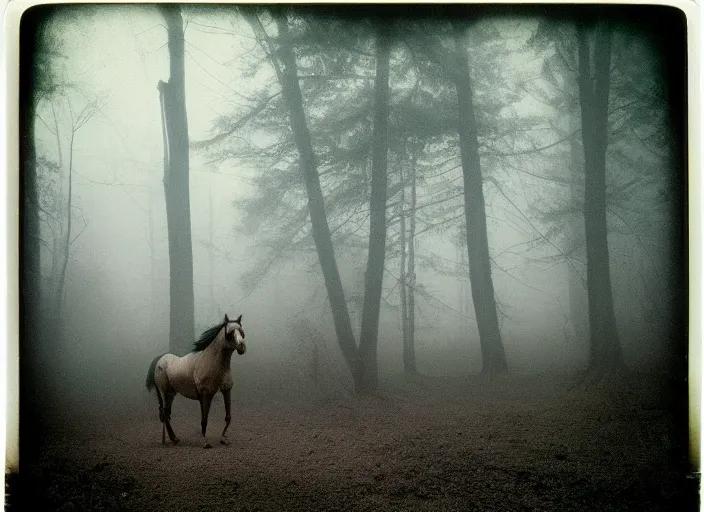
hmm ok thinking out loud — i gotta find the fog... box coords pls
[11,5,696,510]
[21,4,685,417]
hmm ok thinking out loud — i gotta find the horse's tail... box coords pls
[146,353,165,392]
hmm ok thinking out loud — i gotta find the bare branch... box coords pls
[73,97,104,132]
[298,74,374,81]
[241,9,284,83]
[486,176,586,285]
[69,220,88,247]
[36,114,57,135]
[37,236,54,254]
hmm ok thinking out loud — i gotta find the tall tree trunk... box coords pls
[357,23,392,391]
[399,156,418,376]
[407,155,417,373]
[47,105,65,318]
[577,20,623,372]
[567,110,589,346]
[456,245,464,334]
[398,164,409,371]
[55,129,74,321]
[452,26,508,374]
[271,11,359,385]
[158,4,195,355]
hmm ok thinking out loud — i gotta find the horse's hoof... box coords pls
[220,438,230,446]
[203,442,213,449]
[171,438,180,445]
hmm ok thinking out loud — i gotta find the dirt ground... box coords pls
[8,371,699,511]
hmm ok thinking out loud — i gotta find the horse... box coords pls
[145,314,246,448]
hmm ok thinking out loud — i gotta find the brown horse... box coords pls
[146,314,246,448]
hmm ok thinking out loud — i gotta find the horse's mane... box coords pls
[192,318,228,352]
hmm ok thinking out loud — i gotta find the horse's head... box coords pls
[224,314,246,355]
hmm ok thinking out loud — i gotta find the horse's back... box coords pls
[155,352,199,400]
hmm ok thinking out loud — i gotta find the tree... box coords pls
[357,21,392,390]
[394,14,526,374]
[233,7,401,391]
[577,18,623,373]
[521,21,590,346]
[399,152,418,375]
[519,15,680,362]
[211,11,521,378]
[158,4,195,355]
[37,94,101,320]
[452,23,508,373]
[20,7,64,345]
[398,161,410,371]
[263,8,360,384]
[18,3,103,466]
[19,5,66,447]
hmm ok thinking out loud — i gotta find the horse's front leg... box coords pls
[199,392,215,449]
[220,387,232,445]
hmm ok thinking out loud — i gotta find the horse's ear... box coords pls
[236,314,242,324]
[224,314,230,323]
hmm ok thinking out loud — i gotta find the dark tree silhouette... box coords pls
[398,153,418,375]
[357,21,391,390]
[577,18,624,373]
[43,96,101,320]
[268,9,360,385]
[398,165,410,371]
[158,4,195,355]
[452,23,507,373]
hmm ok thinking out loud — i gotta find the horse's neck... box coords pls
[201,333,234,369]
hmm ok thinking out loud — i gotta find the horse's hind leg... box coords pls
[199,393,215,449]
[163,392,179,444]
[155,388,165,444]
[220,388,232,445]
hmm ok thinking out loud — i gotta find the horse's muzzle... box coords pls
[236,343,246,355]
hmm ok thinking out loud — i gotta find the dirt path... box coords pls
[10,373,698,511]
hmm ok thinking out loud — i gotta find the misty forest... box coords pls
[15,4,695,511]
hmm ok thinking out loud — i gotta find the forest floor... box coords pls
[8,370,700,511]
